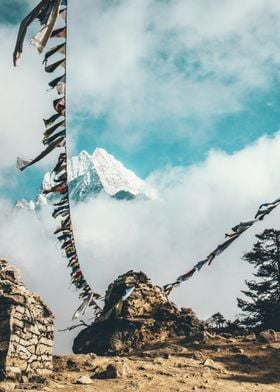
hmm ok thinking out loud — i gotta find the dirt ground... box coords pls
[1,335,280,392]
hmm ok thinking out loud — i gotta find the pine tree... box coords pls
[237,228,280,331]
[206,312,227,331]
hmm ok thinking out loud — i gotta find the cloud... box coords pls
[73,132,280,319]
[2,132,280,353]
[68,0,280,146]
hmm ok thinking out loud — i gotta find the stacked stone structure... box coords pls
[0,259,54,381]
[73,271,204,355]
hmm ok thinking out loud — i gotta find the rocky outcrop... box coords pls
[0,259,54,382]
[73,271,204,355]
[258,330,280,343]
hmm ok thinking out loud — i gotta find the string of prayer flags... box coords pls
[163,194,280,295]
[14,0,101,316]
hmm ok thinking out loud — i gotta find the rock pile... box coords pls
[73,271,204,355]
[0,259,54,382]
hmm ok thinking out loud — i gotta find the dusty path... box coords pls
[1,336,280,392]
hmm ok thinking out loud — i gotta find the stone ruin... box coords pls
[0,259,54,382]
[73,271,204,355]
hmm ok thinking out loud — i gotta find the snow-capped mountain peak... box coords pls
[67,150,92,181]
[91,148,147,198]
[17,148,153,210]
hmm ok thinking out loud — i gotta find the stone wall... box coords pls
[0,259,54,382]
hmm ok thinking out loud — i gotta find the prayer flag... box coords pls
[48,74,66,89]
[51,26,67,38]
[30,0,62,54]
[43,42,66,64]
[44,120,65,137]
[45,58,65,73]
[13,0,50,65]
[43,113,61,128]
[17,136,65,172]
[53,97,65,115]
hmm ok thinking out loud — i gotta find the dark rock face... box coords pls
[73,271,204,355]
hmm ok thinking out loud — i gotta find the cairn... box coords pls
[0,259,54,382]
[73,271,204,355]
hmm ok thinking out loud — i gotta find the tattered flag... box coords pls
[48,74,66,89]
[16,136,65,172]
[43,42,66,64]
[16,157,32,171]
[44,119,65,137]
[45,58,65,73]
[51,26,67,38]
[13,0,50,65]
[59,8,67,22]
[43,129,66,145]
[56,81,65,95]
[43,113,61,128]
[30,0,61,54]
[53,96,65,115]
[43,182,68,195]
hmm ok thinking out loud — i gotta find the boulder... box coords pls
[258,330,279,343]
[74,375,93,385]
[94,362,131,379]
[73,271,204,355]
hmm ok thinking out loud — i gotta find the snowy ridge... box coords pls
[91,148,148,197]
[15,194,49,211]
[16,148,154,209]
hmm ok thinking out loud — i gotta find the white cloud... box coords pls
[68,0,280,145]
[2,132,280,352]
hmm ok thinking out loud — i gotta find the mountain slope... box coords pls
[16,148,153,209]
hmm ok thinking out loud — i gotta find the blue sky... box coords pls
[75,83,280,178]
[1,0,280,352]
[0,0,28,24]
